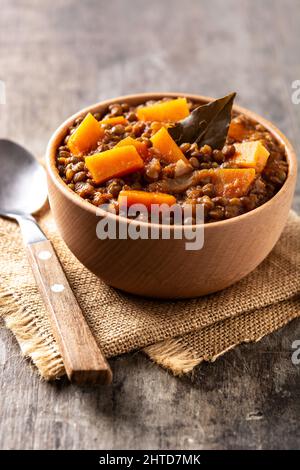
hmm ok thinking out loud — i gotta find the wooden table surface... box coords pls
[1,0,300,450]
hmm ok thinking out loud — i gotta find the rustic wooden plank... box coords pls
[0,0,300,450]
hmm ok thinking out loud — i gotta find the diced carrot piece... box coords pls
[150,127,189,164]
[137,98,189,122]
[85,145,144,184]
[67,113,104,156]
[231,141,270,172]
[100,116,127,126]
[116,136,148,159]
[118,190,176,210]
[212,168,256,198]
[228,121,250,141]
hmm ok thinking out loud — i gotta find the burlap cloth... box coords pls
[1,208,300,380]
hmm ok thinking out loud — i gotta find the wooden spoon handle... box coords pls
[26,239,112,385]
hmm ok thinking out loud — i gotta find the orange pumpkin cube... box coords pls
[116,136,148,159]
[118,190,176,210]
[100,116,127,126]
[150,121,168,133]
[137,98,189,122]
[85,145,144,184]
[67,113,104,156]
[213,168,256,198]
[150,127,189,164]
[231,141,270,172]
[228,121,250,141]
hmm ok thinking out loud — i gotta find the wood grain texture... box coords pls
[26,240,112,384]
[0,0,300,450]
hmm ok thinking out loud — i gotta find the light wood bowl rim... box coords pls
[46,93,297,229]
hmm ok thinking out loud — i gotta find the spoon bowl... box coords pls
[0,139,47,216]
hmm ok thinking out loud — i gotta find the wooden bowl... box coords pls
[46,93,297,298]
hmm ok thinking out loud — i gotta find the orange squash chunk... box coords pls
[118,190,176,209]
[231,141,270,172]
[212,168,256,198]
[100,116,127,126]
[116,136,148,159]
[67,113,104,156]
[85,145,144,184]
[228,121,250,141]
[150,121,168,133]
[137,98,189,122]
[150,127,189,164]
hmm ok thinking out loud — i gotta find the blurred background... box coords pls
[0,0,299,213]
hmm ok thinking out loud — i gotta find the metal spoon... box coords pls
[0,139,112,384]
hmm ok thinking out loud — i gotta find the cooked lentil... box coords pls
[56,97,288,224]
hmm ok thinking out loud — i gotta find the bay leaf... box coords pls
[169,92,236,149]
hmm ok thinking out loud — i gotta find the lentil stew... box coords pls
[55,95,288,224]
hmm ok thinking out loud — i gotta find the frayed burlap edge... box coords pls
[144,338,202,375]
[144,298,300,376]
[0,291,65,380]
[1,283,300,379]
[144,334,267,376]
